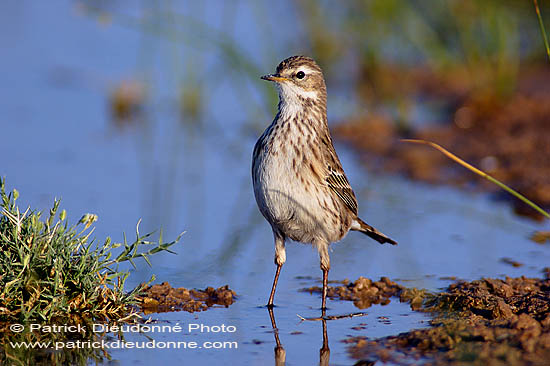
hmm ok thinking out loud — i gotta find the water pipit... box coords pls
[252,55,397,310]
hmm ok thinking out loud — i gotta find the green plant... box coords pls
[0,178,182,322]
[534,0,550,61]
[402,139,550,220]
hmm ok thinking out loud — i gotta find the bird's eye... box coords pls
[296,71,305,79]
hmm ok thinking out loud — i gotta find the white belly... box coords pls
[253,140,345,244]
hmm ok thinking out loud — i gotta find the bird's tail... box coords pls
[352,218,397,245]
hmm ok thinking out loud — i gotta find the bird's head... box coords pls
[261,55,327,104]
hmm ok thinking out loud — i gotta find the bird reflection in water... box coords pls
[267,308,330,366]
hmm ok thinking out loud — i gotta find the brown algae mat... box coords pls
[307,276,550,365]
[139,282,236,313]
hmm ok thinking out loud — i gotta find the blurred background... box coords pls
[1,1,550,364]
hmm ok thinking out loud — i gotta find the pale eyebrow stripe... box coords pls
[296,66,316,74]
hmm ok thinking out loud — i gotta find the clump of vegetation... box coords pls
[0,178,182,322]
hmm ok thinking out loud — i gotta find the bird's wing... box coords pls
[320,133,359,215]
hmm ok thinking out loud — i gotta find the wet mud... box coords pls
[303,276,406,309]
[330,276,550,365]
[139,282,236,313]
[333,65,550,220]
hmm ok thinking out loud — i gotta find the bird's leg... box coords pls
[267,264,282,308]
[321,267,329,311]
[268,232,286,307]
[318,242,330,311]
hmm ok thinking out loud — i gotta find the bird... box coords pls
[252,55,397,310]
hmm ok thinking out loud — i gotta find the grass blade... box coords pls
[534,0,550,61]
[401,139,550,220]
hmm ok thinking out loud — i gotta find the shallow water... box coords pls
[1,2,549,365]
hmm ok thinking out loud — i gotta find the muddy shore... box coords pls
[306,275,550,365]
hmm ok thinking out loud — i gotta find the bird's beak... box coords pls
[261,73,289,83]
